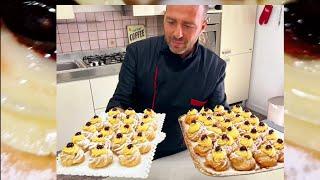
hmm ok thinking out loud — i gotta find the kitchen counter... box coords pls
[57,150,284,180]
[57,48,125,83]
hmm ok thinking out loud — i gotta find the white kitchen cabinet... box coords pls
[57,80,95,150]
[90,75,119,110]
[133,5,166,16]
[57,5,75,19]
[220,5,257,56]
[224,52,253,104]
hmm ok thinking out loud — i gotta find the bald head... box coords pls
[166,5,208,21]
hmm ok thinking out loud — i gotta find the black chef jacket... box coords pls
[106,35,229,159]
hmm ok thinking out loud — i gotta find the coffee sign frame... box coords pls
[127,25,146,44]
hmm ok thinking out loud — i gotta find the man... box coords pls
[106,5,229,159]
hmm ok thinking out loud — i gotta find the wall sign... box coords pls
[127,25,146,44]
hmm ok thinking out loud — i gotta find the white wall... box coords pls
[246,5,284,115]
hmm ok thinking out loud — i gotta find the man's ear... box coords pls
[200,20,208,33]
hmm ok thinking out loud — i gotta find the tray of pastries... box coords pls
[57,108,166,178]
[179,105,284,176]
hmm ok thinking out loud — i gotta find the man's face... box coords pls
[164,5,207,57]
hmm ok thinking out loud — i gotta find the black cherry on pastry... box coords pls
[200,134,208,141]
[240,146,247,151]
[244,121,250,125]
[127,144,133,149]
[116,133,123,138]
[265,145,272,150]
[104,126,110,131]
[222,134,229,140]
[75,132,81,136]
[66,142,74,148]
[251,128,257,134]
[85,122,91,126]
[269,130,274,135]
[215,146,222,152]
[97,145,104,149]
[277,139,284,144]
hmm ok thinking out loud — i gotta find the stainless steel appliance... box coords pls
[199,13,221,55]
[82,52,126,67]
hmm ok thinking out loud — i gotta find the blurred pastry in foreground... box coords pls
[1,1,56,178]
[284,0,320,158]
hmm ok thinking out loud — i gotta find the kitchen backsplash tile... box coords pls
[57,10,163,54]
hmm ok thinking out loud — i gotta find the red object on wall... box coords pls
[259,5,273,25]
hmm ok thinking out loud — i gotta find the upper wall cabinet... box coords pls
[220,5,257,56]
[133,5,166,16]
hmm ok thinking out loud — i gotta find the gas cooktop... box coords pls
[82,52,126,67]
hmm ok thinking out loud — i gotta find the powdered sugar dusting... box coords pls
[285,144,320,180]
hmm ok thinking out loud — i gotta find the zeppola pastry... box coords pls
[119,144,142,167]
[194,134,213,157]
[231,105,243,114]
[136,122,156,141]
[132,132,151,154]
[187,120,205,142]
[72,132,91,151]
[214,105,226,115]
[107,114,122,129]
[60,143,85,167]
[143,108,156,118]
[141,114,157,131]
[82,122,97,139]
[180,105,284,173]
[254,144,278,168]
[205,146,229,172]
[90,115,104,131]
[229,146,256,171]
[185,109,198,125]
[59,107,161,171]
[99,125,115,140]
[88,144,113,169]
[200,107,213,116]
[274,139,284,163]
